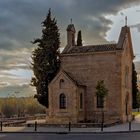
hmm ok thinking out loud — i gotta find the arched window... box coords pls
[59,79,64,89]
[59,94,66,109]
[97,95,104,108]
[80,93,83,109]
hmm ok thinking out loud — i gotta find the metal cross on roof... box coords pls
[70,18,72,24]
[125,16,127,26]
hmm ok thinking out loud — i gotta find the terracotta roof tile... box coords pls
[62,44,117,54]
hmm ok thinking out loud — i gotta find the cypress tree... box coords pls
[31,9,60,108]
[77,30,82,46]
[137,91,140,111]
[132,62,138,108]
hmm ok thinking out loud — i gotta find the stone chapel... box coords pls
[46,24,134,124]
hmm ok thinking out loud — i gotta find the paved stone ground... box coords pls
[2,133,140,140]
[1,115,140,133]
[1,133,140,140]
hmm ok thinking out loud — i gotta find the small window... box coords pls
[59,79,64,88]
[59,94,66,109]
[80,93,83,109]
[97,95,104,108]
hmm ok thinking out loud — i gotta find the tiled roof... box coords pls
[62,44,117,54]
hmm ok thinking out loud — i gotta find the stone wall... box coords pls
[61,51,122,122]
[119,36,133,122]
[47,72,85,124]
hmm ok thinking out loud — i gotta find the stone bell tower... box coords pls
[67,23,76,47]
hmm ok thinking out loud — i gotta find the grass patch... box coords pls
[132,112,140,116]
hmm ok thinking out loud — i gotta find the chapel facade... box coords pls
[46,24,134,124]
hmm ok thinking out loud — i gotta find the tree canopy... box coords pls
[132,62,138,108]
[95,80,108,99]
[137,91,140,109]
[31,9,60,108]
[95,80,108,108]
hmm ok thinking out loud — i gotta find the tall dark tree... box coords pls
[31,9,60,108]
[136,91,140,111]
[77,30,82,46]
[132,62,138,109]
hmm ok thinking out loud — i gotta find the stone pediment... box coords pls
[48,69,86,88]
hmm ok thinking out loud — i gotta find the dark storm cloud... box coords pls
[1,0,140,97]
[0,0,139,71]
[0,0,44,50]
[0,0,140,50]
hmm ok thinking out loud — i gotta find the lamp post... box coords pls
[101,102,104,132]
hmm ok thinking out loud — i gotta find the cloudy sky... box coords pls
[1,0,140,97]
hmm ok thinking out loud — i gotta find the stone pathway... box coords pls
[1,115,140,133]
[134,114,140,123]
